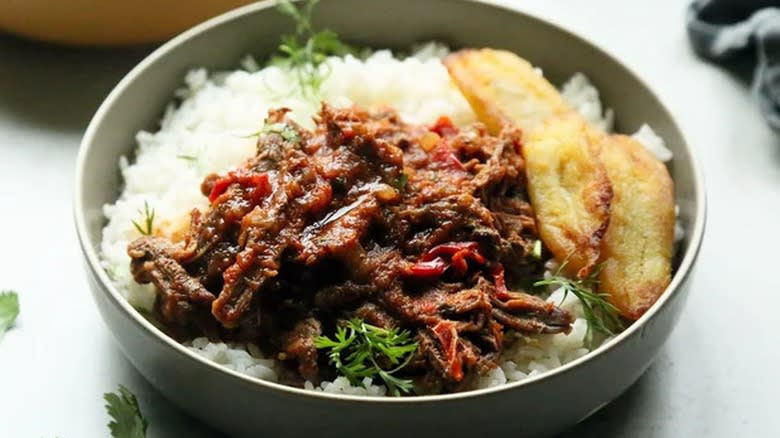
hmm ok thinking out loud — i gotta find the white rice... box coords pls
[187,337,279,382]
[100,44,671,396]
[632,124,673,162]
[560,73,614,132]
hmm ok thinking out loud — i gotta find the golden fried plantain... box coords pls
[524,114,613,278]
[445,49,613,278]
[443,49,572,135]
[597,135,675,320]
[444,48,675,318]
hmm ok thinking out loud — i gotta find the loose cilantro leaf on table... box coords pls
[104,385,148,438]
[0,290,19,337]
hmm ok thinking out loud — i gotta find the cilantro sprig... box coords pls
[314,319,418,396]
[259,121,301,143]
[271,0,354,97]
[242,120,301,145]
[0,290,19,337]
[104,385,148,438]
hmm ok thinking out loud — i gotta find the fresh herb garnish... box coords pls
[534,261,623,347]
[131,201,155,236]
[271,0,354,96]
[314,318,418,396]
[263,122,301,143]
[0,290,19,337]
[104,385,148,438]
[243,121,301,143]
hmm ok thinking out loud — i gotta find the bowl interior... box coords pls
[75,0,704,400]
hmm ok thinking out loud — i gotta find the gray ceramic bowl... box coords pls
[74,0,706,436]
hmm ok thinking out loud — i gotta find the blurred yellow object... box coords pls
[0,0,257,46]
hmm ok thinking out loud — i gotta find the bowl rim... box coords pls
[74,0,707,404]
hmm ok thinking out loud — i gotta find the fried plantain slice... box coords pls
[443,48,572,135]
[524,114,613,278]
[444,48,675,318]
[445,49,612,278]
[597,135,675,320]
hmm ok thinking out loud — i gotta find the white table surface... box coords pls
[2,0,778,436]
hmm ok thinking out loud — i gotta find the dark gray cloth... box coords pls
[688,0,780,129]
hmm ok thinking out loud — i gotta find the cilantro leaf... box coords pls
[314,319,418,396]
[262,122,301,143]
[272,0,355,96]
[243,121,301,143]
[104,385,148,438]
[0,290,19,337]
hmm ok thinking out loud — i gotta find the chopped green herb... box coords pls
[534,261,623,347]
[243,121,301,143]
[263,122,301,143]
[104,385,148,438]
[176,154,198,162]
[0,290,19,337]
[271,0,354,96]
[314,318,418,396]
[131,201,155,236]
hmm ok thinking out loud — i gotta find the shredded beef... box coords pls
[127,104,573,390]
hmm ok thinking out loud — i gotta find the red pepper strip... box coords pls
[408,257,449,278]
[429,144,465,171]
[417,242,486,276]
[464,249,486,265]
[450,250,470,275]
[430,115,459,137]
[208,170,270,204]
[421,241,480,261]
[432,320,463,382]
[451,249,488,274]
[341,126,355,140]
[492,264,511,300]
